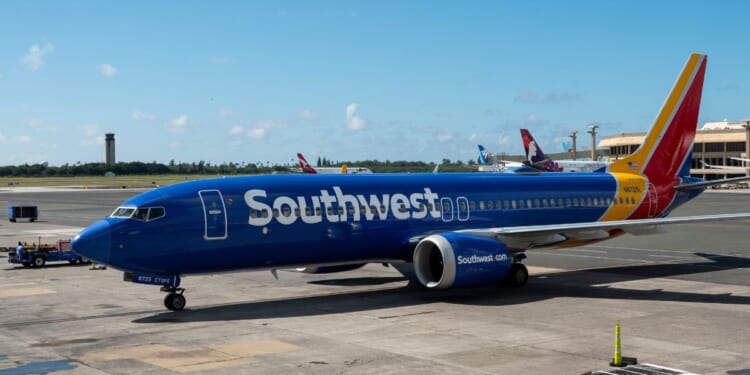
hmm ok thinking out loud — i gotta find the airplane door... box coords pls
[646,183,659,218]
[441,197,454,222]
[199,190,228,240]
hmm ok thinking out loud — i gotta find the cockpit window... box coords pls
[110,206,165,221]
[134,208,149,220]
[148,207,165,220]
[111,207,136,218]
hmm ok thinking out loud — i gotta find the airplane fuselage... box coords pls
[75,172,698,276]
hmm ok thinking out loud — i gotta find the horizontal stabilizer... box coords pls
[675,176,750,191]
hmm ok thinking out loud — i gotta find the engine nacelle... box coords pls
[413,233,512,289]
[294,263,366,274]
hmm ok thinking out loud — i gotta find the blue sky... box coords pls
[1,1,749,166]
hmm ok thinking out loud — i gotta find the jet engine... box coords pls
[413,233,513,289]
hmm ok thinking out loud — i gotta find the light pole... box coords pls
[569,131,578,161]
[588,124,599,161]
[743,120,750,177]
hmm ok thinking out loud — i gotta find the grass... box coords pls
[0,175,219,188]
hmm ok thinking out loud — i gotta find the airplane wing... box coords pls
[700,160,747,170]
[407,213,750,251]
[455,213,750,251]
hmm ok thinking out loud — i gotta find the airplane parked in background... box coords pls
[699,160,749,171]
[73,53,750,311]
[293,153,372,174]
[477,145,524,172]
[521,129,608,172]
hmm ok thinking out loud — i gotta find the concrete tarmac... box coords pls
[0,188,749,374]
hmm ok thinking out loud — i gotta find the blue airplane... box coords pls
[73,54,750,311]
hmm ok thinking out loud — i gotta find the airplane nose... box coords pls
[72,219,112,264]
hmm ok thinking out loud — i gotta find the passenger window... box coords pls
[315,207,322,216]
[534,199,540,208]
[527,199,532,208]
[305,207,312,216]
[349,206,357,214]
[250,209,258,219]
[487,201,493,209]
[273,209,280,218]
[294,208,301,217]
[619,197,624,205]
[542,199,548,208]
[460,201,467,211]
[479,201,485,210]
[148,207,165,220]
[503,200,510,209]
[566,198,571,207]
[586,198,592,206]
[496,200,502,208]
[519,200,525,209]
[469,201,476,210]
[558,198,564,207]
[511,200,517,209]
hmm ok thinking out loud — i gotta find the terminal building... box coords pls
[599,119,750,179]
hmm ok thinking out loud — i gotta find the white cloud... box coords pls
[228,125,245,135]
[218,109,234,119]
[247,128,267,139]
[97,64,118,76]
[20,41,54,71]
[168,115,188,133]
[78,124,104,146]
[345,103,366,130]
[246,120,281,139]
[299,109,320,120]
[0,133,32,144]
[526,113,539,124]
[470,133,478,141]
[132,110,155,121]
[80,124,101,137]
[436,129,453,143]
[211,56,230,64]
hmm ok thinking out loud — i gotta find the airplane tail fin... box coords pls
[341,164,347,174]
[520,129,561,172]
[608,54,707,183]
[477,145,489,166]
[297,153,318,174]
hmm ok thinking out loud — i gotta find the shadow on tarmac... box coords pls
[133,252,750,324]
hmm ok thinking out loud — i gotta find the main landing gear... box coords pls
[504,253,529,287]
[161,286,186,311]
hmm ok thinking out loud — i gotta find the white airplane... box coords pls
[477,145,525,172]
[699,160,749,171]
[294,153,373,174]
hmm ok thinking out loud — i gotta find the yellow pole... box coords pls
[612,320,622,366]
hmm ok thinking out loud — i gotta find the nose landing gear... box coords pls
[161,286,186,311]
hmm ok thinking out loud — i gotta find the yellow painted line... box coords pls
[172,358,253,373]
[0,287,55,298]
[214,339,301,357]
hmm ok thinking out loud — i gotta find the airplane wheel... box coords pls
[164,293,186,311]
[33,256,46,268]
[505,263,528,287]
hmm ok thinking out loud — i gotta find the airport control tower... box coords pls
[105,133,115,165]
